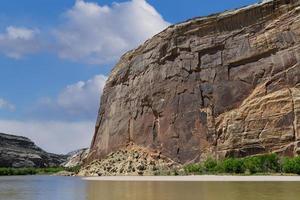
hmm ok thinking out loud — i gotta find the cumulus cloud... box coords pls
[0,75,107,153]
[0,1,169,63]
[0,98,15,111]
[53,0,170,64]
[57,74,107,116]
[0,120,94,154]
[33,74,107,120]
[3,74,108,154]
[0,26,41,59]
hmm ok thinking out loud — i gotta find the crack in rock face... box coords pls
[87,0,300,164]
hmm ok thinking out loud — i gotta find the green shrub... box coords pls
[220,158,245,174]
[243,156,261,174]
[243,154,280,174]
[203,158,219,173]
[37,167,64,174]
[259,154,280,172]
[0,168,9,176]
[183,154,282,175]
[0,168,38,176]
[183,158,220,174]
[184,163,203,174]
[0,167,65,176]
[65,165,81,173]
[282,156,300,174]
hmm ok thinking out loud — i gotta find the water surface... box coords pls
[1,176,300,200]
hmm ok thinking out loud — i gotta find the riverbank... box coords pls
[0,166,79,176]
[79,152,300,176]
[83,175,300,182]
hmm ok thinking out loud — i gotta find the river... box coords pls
[0,176,300,200]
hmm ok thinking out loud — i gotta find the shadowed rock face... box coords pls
[0,133,67,168]
[88,0,300,164]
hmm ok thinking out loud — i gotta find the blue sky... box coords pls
[0,0,260,153]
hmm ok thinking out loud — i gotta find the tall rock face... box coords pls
[88,0,300,164]
[0,133,67,168]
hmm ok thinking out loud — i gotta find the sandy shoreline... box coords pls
[83,175,300,182]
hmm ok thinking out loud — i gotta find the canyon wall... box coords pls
[88,0,300,164]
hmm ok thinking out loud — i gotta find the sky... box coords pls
[0,0,261,154]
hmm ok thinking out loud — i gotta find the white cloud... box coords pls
[0,26,41,59]
[0,1,170,63]
[0,75,107,153]
[0,120,94,154]
[34,74,107,120]
[57,74,107,116]
[0,0,170,154]
[54,0,170,64]
[0,98,15,111]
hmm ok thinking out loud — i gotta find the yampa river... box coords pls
[1,176,300,200]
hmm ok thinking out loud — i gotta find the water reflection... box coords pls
[1,176,300,200]
[86,181,300,200]
[0,176,86,200]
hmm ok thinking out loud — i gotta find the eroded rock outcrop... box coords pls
[0,133,67,168]
[88,0,300,164]
[63,148,89,168]
[79,144,179,176]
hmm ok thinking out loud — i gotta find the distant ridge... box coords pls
[0,132,67,168]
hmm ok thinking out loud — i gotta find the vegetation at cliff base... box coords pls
[184,154,300,175]
[281,156,300,174]
[0,167,67,176]
[65,165,81,174]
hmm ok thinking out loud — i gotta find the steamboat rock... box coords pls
[88,0,300,164]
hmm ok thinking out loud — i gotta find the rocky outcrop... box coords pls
[79,144,179,176]
[0,133,67,168]
[88,0,300,164]
[63,148,89,168]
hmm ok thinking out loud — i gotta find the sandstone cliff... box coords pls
[88,0,300,164]
[0,133,67,168]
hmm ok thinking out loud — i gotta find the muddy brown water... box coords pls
[0,176,300,200]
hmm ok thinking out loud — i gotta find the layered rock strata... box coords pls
[0,133,67,168]
[88,0,300,164]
